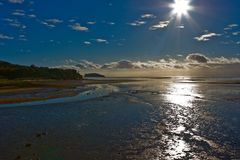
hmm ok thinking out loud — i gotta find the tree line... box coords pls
[0,61,82,80]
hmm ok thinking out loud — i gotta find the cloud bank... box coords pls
[57,53,240,72]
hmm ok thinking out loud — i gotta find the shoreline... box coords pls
[0,79,138,105]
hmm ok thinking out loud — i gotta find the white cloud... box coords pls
[41,21,55,28]
[194,32,221,42]
[9,23,26,29]
[228,24,238,28]
[224,24,238,31]
[12,10,25,16]
[149,21,170,30]
[176,25,184,29]
[128,20,146,26]
[4,18,26,29]
[87,21,96,25]
[18,38,27,41]
[62,59,101,70]
[8,0,24,4]
[141,14,156,19]
[70,23,89,31]
[58,54,240,72]
[95,39,108,44]
[224,27,231,31]
[232,31,240,36]
[101,60,137,69]
[84,41,91,45]
[28,14,36,18]
[108,22,115,25]
[210,57,240,64]
[45,19,63,24]
[3,18,14,22]
[41,19,63,28]
[18,34,27,41]
[69,19,76,23]
[0,34,14,40]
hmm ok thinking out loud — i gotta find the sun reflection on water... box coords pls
[163,82,202,159]
[165,83,202,107]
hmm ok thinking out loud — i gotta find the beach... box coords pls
[0,77,240,159]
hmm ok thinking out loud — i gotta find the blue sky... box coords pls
[0,0,240,66]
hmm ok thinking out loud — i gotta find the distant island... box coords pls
[0,60,82,80]
[84,73,105,78]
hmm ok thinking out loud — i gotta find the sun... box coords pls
[170,0,192,17]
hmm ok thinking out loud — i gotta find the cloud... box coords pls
[194,32,221,42]
[224,27,231,31]
[70,23,89,31]
[128,20,146,26]
[87,21,96,25]
[101,60,137,69]
[18,34,27,41]
[95,39,108,44]
[0,34,14,40]
[41,19,63,28]
[41,21,55,28]
[224,24,238,30]
[186,53,209,63]
[5,19,26,29]
[228,24,238,28]
[232,31,240,36]
[108,22,115,25]
[62,59,185,70]
[9,23,26,29]
[4,18,26,29]
[28,14,36,18]
[12,10,25,16]
[210,57,240,64]
[45,19,63,24]
[58,54,240,72]
[149,21,170,30]
[176,25,184,29]
[8,0,24,4]
[141,14,156,19]
[84,41,91,45]
[69,19,76,23]
[3,18,14,22]
[62,59,101,70]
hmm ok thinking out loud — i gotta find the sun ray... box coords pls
[170,0,193,19]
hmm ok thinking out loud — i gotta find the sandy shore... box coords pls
[0,79,136,104]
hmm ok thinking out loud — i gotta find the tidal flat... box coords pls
[0,77,240,160]
[0,79,135,104]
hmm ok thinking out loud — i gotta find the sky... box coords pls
[0,0,240,74]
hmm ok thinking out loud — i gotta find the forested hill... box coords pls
[0,61,82,80]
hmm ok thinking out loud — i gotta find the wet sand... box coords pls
[0,78,240,159]
[0,79,137,104]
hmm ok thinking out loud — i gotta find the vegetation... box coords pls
[0,61,82,80]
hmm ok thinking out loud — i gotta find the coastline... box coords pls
[0,79,137,105]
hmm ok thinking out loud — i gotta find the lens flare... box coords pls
[170,0,192,17]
